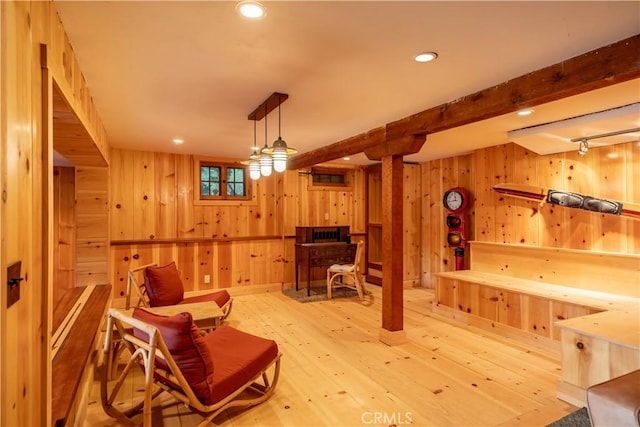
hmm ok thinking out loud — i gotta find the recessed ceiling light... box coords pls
[343,157,351,161]
[517,109,534,116]
[237,1,265,19]
[173,138,184,145]
[414,52,438,63]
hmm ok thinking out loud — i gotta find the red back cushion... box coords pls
[132,308,215,404]
[143,262,184,306]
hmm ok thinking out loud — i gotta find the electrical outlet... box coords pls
[204,274,211,284]
[324,212,329,220]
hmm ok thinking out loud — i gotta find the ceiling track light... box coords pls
[578,140,589,156]
[571,126,640,156]
[570,127,640,144]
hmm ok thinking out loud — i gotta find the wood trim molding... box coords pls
[111,235,286,245]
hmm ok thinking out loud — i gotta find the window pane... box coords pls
[236,183,244,196]
[210,167,220,182]
[234,168,244,182]
[211,182,220,196]
[201,167,209,181]
[227,168,235,182]
[227,183,235,196]
[201,182,210,196]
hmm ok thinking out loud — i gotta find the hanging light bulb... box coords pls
[272,138,288,173]
[271,95,297,173]
[260,105,273,176]
[249,155,261,180]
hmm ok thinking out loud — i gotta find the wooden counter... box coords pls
[555,307,640,407]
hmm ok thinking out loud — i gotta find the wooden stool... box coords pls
[586,369,640,426]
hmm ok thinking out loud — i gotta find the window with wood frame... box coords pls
[198,161,250,201]
[310,167,348,187]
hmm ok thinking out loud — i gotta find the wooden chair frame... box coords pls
[100,308,282,427]
[125,263,233,320]
[326,240,366,300]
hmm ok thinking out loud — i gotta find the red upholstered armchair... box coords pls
[101,308,281,426]
[126,262,232,320]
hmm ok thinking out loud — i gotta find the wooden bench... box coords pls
[434,241,640,406]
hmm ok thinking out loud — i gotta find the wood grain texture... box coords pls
[53,167,76,306]
[51,284,111,426]
[381,155,404,331]
[109,150,372,291]
[75,166,109,285]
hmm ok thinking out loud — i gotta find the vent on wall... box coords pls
[508,103,640,155]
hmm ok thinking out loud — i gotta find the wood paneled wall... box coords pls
[76,166,109,285]
[402,164,422,286]
[1,2,110,425]
[53,167,76,306]
[109,151,370,297]
[281,166,367,234]
[421,141,640,288]
[421,154,474,285]
[110,149,281,240]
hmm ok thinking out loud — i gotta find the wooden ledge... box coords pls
[52,284,112,426]
[435,270,638,311]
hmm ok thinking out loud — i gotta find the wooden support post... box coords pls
[379,154,406,345]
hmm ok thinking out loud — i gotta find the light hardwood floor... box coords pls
[84,286,577,426]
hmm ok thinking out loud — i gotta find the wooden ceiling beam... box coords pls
[248,92,288,121]
[386,34,640,140]
[363,134,426,161]
[288,127,386,170]
[287,34,639,169]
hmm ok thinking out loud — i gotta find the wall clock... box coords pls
[443,187,469,213]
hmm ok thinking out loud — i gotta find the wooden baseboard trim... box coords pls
[431,303,560,357]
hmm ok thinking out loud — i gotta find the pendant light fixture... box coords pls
[248,119,261,180]
[246,92,294,178]
[270,94,297,172]
[259,104,273,176]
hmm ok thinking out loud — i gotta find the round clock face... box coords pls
[443,188,468,212]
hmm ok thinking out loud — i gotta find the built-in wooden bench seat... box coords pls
[433,242,640,355]
[434,241,640,407]
[435,269,638,312]
[52,284,111,427]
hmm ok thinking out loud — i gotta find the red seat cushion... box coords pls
[180,289,231,308]
[131,309,278,407]
[143,262,184,306]
[132,308,215,404]
[203,326,278,405]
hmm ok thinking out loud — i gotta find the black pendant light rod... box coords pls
[252,119,258,151]
[263,103,269,149]
[277,95,282,138]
